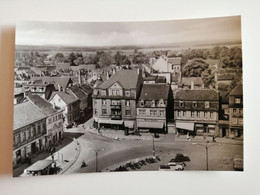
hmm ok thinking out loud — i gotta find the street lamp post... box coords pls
[192,142,221,171]
[152,135,155,157]
[89,148,104,172]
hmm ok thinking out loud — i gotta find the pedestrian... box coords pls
[186,132,190,140]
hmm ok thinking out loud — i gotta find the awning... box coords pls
[26,160,53,171]
[99,119,123,125]
[124,121,134,128]
[176,122,194,131]
[137,121,164,129]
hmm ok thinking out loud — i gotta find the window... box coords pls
[197,111,200,118]
[160,110,165,116]
[204,112,208,118]
[239,109,243,114]
[112,90,116,96]
[101,90,106,96]
[179,101,184,107]
[238,118,243,125]
[205,102,210,108]
[102,100,106,105]
[235,98,241,104]
[116,90,120,96]
[192,101,197,107]
[210,112,213,118]
[232,118,238,124]
[233,109,237,113]
[102,109,107,115]
[183,111,186,116]
[191,111,194,118]
[125,100,130,106]
[125,90,130,97]
[48,118,52,124]
[139,109,146,116]
[150,110,157,116]
[140,100,144,107]
[94,100,97,105]
[177,111,181,117]
[94,109,97,115]
[125,110,131,116]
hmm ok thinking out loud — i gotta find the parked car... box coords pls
[168,163,184,171]
[159,165,171,171]
[174,153,190,162]
[233,155,243,171]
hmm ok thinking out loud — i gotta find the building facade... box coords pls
[136,84,170,134]
[92,69,143,131]
[228,82,243,138]
[13,101,47,166]
[174,89,219,136]
[49,91,80,127]
[27,95,64,147]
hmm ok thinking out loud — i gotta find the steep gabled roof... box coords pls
[50,91,79,105]
[30,77,73,90]
[168,57,181,65]
[181,77,203,86]
[175,89,219,101]
[99,69,139,89]
[230,81,243,96]
[68,85,87,100]
[139,84,169,101]
[14,101,46,130]
[27,95,58,116]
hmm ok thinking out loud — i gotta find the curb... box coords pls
[59,142,81,174]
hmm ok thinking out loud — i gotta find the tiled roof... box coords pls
[14,101,46,130]
[50,91,79,105]
[27,95,58,116]
[68,85,87,100]
[139,84,169,100]
[168,57,181,65]
[30,77,72,90]
[175,89,219,101]
[181,77,203,86]
[230,81,242,96]
[80,84,93,95]
[99,69,139,89]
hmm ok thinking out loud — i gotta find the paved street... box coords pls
[15,117,243,176]
[63,118,243,173]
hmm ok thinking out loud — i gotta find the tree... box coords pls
[98,53,113,67]
[54,53,65,63]
[183,59,209,77]
[68,52,76,66]
[114,51,126,66]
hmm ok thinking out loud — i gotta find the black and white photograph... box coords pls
[13,16,243,177]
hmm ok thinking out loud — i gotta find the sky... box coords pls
[15,16,241,47]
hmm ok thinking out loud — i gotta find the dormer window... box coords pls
[158,98,165,106]
[179,101,184,107]
[151,100,155,107]
[205,102,210,108]
[140,100,144,107]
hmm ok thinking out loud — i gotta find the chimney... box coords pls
[78,70,82,85]
[112,68,116,75]
[106,70,110,80]
[58,84,61,91]
[191,80,194,90]
[137,68,140,75]
[52,102,56,109]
